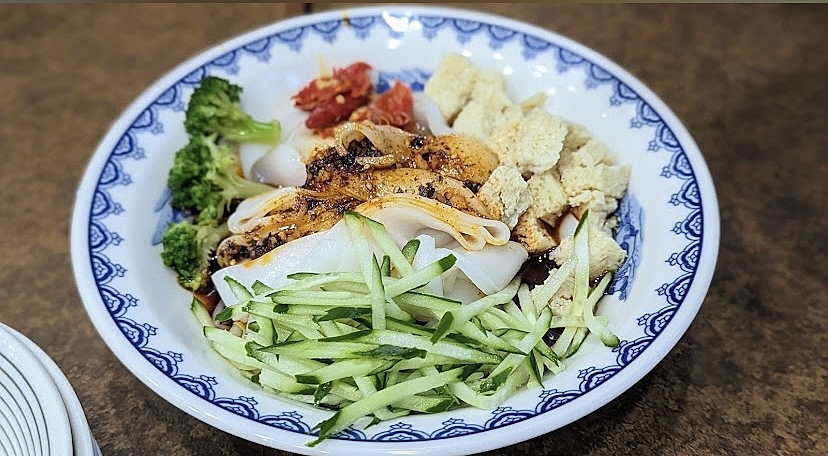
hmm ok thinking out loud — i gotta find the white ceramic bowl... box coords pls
[0,324,73,456]
[70,5,719,455]
[0,324,99,456]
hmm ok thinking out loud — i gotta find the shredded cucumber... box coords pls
[191,211,621,447]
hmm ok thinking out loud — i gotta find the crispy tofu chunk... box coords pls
[527,169,569,227]
[477,165,532,229]
[557,138,631,229]
[562,120,593,154]
[452,69,523,140]
[424,53,479,122]
[491,109,568,175]
[511,207,557,255]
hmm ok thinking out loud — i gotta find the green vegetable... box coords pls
[192,211,622,447]
[184,76,281,144]
[167,134,272,225]
[160,221,229,292]
[309,366,469,446]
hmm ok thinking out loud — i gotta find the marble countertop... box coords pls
[0,3,825,455]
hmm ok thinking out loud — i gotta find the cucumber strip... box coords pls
[245,315,276,346]
[384,296,416,323]
[565,327,589,358]
[247,346,327,374]
[383,318,483,350]
[255,340,381,360]
[531,258,575,307]
[370,255,387,330]
[549,315,590,328]
[250,280,274,295]
[214,290,275,322]
[431,277,521,343]
[264,383,342,407]
[485,308,552,384]
[517,283,537,325]
[284,272,318,280]
[503,300,530,328]
[353,212,416,277]
[552,326,578,358]
[515,307,553,354]
[353,376,409,421]
[318,320,344,338]
[395,291,462,313]
[203,327,267,370]
[393,394,454,413]
[245,302,323,339]
[382,317,434,337]
[329,381,362,402]
[380,255,391,277]
[309,367,467,446]
[224,275,253,301]
[553,214,591,358]
[492,328,529,341]
[573,212,590,311]
[416,365,456,401]
[287,271,367,283]
[224,358,259,372]
[295,359,396,385]
[275,387,349,408]
[317,306,373,322]
[533,342,564,373]
[583,273,620,347]
[258,367,317,395]
[334,321,361,335]
[359,345,427,360]
[321,281,371,293]
[476,310,511,331]
[239,369,258,382]
[374,407,411,421]
[484,307,533,332]
[447,362,530,410]
[213,300,251,322]
[354,375,380,393]
[529,350,545,389]
[457,322,523,354]
[190,298,214,327]
[336,330,501,365]
[345,211,377,287]
[284,330,306,342]
[539,348,565,373]
[384,254,457,298]
[391,353,468,371]
[401,238,420,264]
[283,272,366,291]
[283,305,342,316]
[555,276,617,356]
[385,369,400,388]
[270,290,372,307]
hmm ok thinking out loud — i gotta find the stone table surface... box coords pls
[0,3,825,456]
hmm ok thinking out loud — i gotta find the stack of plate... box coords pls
[0,323,100,456]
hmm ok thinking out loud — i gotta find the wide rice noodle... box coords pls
[211,194,528,304]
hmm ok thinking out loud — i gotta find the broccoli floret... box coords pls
[160,221,231,292]
[184,76,281,144]
[167,134,273,225]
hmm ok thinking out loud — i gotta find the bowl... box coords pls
[0,324,73,456]
[0,324,100,456]
[70,5,719,455]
